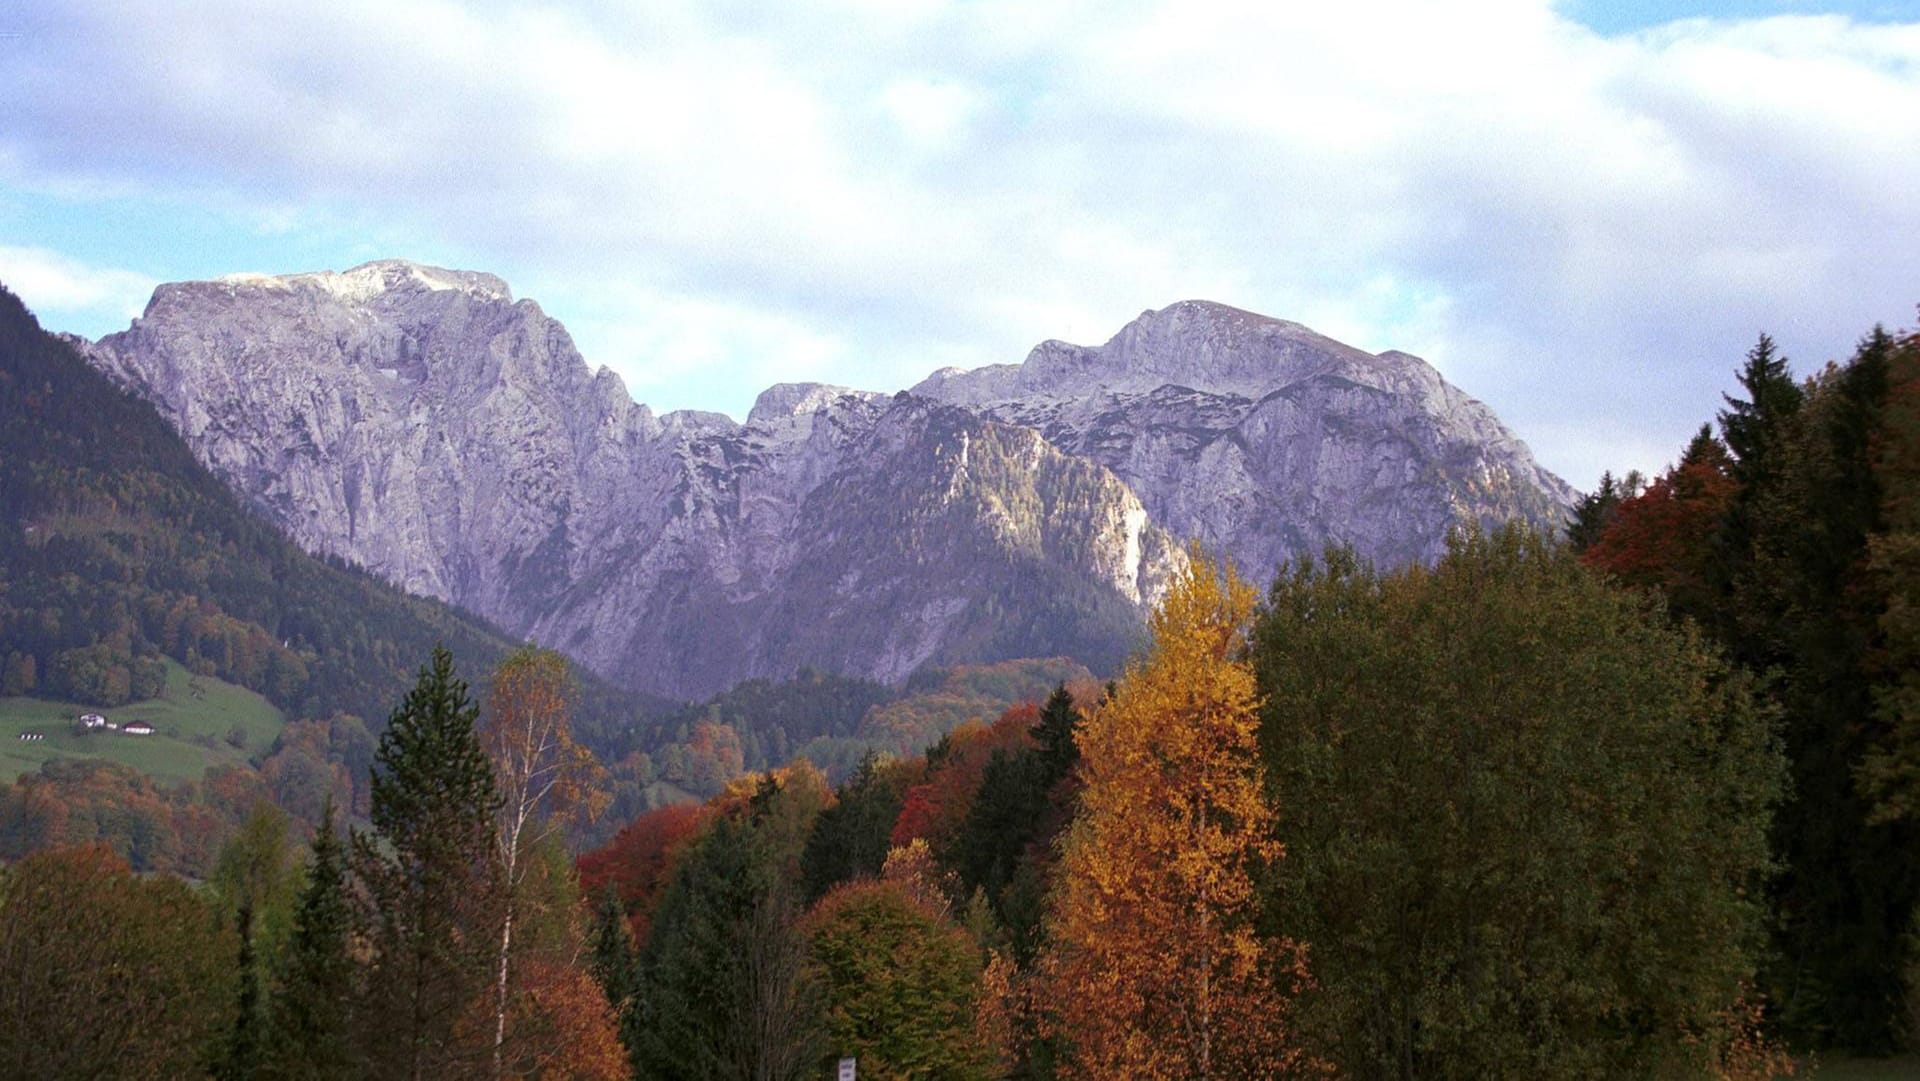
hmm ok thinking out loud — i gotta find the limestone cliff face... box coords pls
[88,264,1568,697]
[912,299,1575,573]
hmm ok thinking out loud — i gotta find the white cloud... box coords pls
[0,245,155,324]
[2,0,1916,488]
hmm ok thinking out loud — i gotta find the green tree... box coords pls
[586,885,644,1072]
[1250,528,1784,1079]
[1031,683,1079,781]
[351,646,505,1080]
[801,751,904,902]
[634,768,828,1081]
[214,803,301,1081]
[1745,329,1918,1049]
[804,879,992,1081]
[262,798,358,1080]
[1567,469,1644,553]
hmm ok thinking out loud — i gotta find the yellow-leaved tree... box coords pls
[1045,548,1309,1080]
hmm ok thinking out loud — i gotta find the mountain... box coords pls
[85,261,1571,698]
[0,282,662,753]
[913,299,1576,574]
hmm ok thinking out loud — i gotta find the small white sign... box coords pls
[837,1057,856,1081]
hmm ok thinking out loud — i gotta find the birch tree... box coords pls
[482,645,608,1079]
[1046,549,1307,1080]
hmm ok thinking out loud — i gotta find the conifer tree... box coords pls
[262,798,356,1080]
[586,886,643,1071]
[352,645,505,1080]
[1031,683,1079,782]
[800,751,902,902]
[216,803,300,1081]
[634,769,827,1081]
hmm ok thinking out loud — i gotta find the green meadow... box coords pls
[0,657,285,783]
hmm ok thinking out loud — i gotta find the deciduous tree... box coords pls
[804,878,992,1081]
[1252,528,1782,1078]
[0,844,234,1078]
[481,645,606,1078]
[1047,549,1305,1080]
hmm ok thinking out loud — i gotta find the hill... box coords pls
[0,657,283,783]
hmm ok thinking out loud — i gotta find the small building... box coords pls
[122,720,154,736]
[79,713,107,729]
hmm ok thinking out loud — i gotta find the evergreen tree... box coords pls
[1721,333,1805,485]
[634,769,827,1081]
[215,804,300,1081]
[1712,333,1807,659]
[1567,469,1643,553]
[1031,683,1079,782]
[586,886,643,1073]
[800,751,902,902]
[262,798,357,1080]
[352,646,505,1080]
[1746,330,1916,1050]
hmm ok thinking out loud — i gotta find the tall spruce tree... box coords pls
[634,770,827,1081]
[586,886,643,1074]
[214,804,299,1081]
[1032,683,1079,782]
[262,798,357,1080]
[800,751,902,902]
[352,645,505,1080]
[1747,330,1917,1050]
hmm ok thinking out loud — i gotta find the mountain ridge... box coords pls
[84,260,1573,698]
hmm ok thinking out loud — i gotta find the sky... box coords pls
[2,1,1917,491]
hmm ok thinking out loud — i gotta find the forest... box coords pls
[1,308,1917,1079]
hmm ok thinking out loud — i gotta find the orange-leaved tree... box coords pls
[482,645,609,1079]
[1045,548,1308,1080]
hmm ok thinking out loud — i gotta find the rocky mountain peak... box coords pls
[747,382,885,426]
[81,262,1574,697]
[210,259,513,306]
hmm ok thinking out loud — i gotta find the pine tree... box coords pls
[352,646,505,1080]
[1031,683,1079,782]
[1046,549,1304,1080]
[586,886,643,1072]
[262,799,357,1080]
[800,751,902,902]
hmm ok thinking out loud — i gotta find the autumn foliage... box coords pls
[1045,549,1307,1080]
[575,801,710,944]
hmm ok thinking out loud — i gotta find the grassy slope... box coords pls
[0,657,283,783]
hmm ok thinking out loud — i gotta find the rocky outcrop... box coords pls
[87,262,1570,698]
[912,300,1575,572]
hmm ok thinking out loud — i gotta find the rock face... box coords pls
[87,261,1571,698]
[912,300,1575,574]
